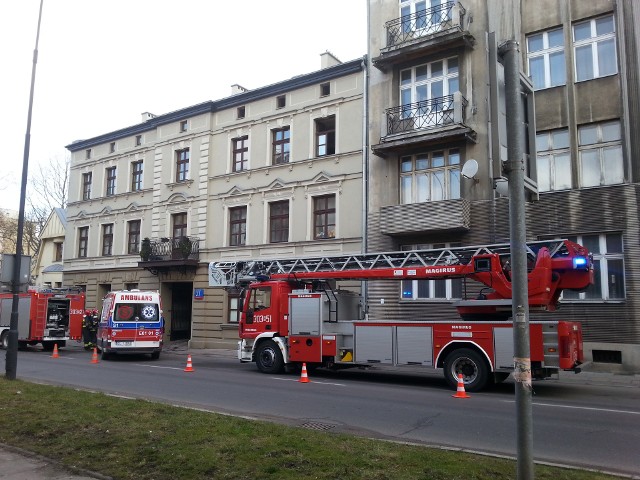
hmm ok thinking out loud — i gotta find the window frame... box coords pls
[229,206,247,246]
[106,166,116,196]
[102,223,114,256]
[577,120,623,188]
[237,106,245,119]
[54,242,63,262]
[180,120,188,132]
[556,233,625,302]
[269,200,289,243]
[573,15,618,82]
[400,149,461,203]
[131,160,143,191]
[313,194,336,240]
[232,136,249,172]
[535,129,572,192]
[82,172,92,201]
[400,242,463,301]
[127,220,141,255]
[272,127,290,165]
[320,82,330,97]
[77,226,89,258]
[526,27,566,90]
[135,135,143,146]
[176,148,190,182]
[315,116,336,157]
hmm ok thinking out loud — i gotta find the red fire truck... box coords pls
[209,239,593,391]
[0,287,86,351]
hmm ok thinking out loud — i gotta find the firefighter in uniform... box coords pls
[90,309,99,348]
[82,309,93,350]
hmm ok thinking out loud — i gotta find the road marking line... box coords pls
[503,400,640,415]
[134,364,184,370]
[271,377,346,386]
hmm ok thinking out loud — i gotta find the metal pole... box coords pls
[501,39,534,479]
[5,0,44,380]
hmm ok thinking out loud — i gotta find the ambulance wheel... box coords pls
[256,340,284,374]
[150,351,160,360]
[443,348,489,392]
[100,347,111,361]
[0,332,8,349]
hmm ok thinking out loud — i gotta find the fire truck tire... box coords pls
[443,348,490,392]
[0,332,8,350]
[255,340,285,374]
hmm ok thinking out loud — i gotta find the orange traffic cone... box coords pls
[299,363,310,383]
[452,373,470,398]
[184,354,195,372]
[91,347,99,364]
[51,343,59,358]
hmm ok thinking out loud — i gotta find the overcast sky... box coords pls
[0,0,367,212]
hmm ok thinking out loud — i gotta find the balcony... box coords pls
[138,236,200,275]
[373,2,474,72]
[380,198,470,236]
[372,92,476,157]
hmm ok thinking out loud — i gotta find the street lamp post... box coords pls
[5,0,44,380]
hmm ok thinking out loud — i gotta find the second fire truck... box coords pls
[0,287,86,351]
[209,239,593,391]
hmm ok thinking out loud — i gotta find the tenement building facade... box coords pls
[65,54,365,347]
[366,0,640,371]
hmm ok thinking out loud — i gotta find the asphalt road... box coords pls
[3,343,639,478]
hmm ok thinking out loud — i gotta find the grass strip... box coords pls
[0,378,624,480]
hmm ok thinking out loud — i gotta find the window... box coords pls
[320,82,330,97]
[102,224,114,256]
[536,129,571,192]
[578,121,623,187]
[180,120,188,132]
[176,148,190,182]
[527,27,566,90]
[401,243,463,300]
[85,149,92,159]
[54,242,63,262]
[315,116,335,156]
[131,160,143,191]
[135,135,142,146]
[272,127,290,165]
[561,233,624,301]
[127,220,141,254]
[248,287,271,312]
[400,0,450,36]
[400,149,460,203]
[237,106,245,119]
[78,227,89,258]
[232,136,249,172]
[109,142,116,153]
[573,15,617,82]
[172,212,187,239]
[82,172,92,200]
[276,95,286,109]
[229,206,247,246]
[269,200,289,243]
[228,294,241,323]
[400,57,459,128]
[106,167,116,196]
[313,194,335,239]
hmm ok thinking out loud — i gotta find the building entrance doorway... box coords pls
[169,282,192,340]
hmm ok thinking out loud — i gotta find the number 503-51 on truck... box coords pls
[209,239,593,392]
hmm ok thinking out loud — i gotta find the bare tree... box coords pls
[27,155,69,229]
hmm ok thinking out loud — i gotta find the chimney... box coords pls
[231,84,248,95]
[141,112,156,122]
[320,51,341,69]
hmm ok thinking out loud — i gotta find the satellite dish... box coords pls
[461,159,479,180]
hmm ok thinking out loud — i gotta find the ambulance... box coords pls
[97,290,164,360]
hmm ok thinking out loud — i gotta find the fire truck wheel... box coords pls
[255,340,284,374]
[443,348,489,392]
[0,332,8,350]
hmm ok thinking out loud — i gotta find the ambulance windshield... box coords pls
[114,303,159,323]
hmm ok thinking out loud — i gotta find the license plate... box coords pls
[115,341,133,346]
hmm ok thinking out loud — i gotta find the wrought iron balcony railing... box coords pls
[385,93,467,136]
[385,2,465,48]
[140,236,200,262]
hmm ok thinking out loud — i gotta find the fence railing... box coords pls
[385,93,467,136]
[384,2,465,48]
[141,236,200,261]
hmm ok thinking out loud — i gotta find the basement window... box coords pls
[592,350,622,364]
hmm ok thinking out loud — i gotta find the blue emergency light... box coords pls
[573,257,588,269]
